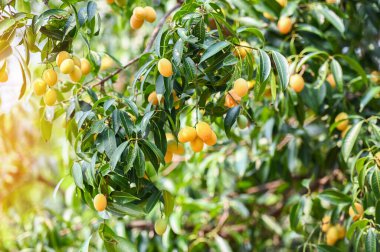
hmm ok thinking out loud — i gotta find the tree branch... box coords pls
[90,2,183,88]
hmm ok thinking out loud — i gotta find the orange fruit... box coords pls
[81,58,91,75]
[44,89,57,106]
[144,6,157,23]
[72,56,81,68]
[190,137,204,152]
[148,91,160,105]
[327,74,336,88]
[204,131,217,146]
[277,17,292,34]
[195,121,213,141]
[233,78,248,97]
[133,7,145,20]
[336,224,346,239]
[158,58,173,77]
[69,66,82,82]
[321,216,331,233]
[33,78,47,96]
[349,202,364,221]
[42,69,58,87]
[107,0,114,3]
[326,226,339,246]
[164,151,173,163]
[93,194,107,211]
[334,112,349,131]
[233,41,251,59]
[60,59,75,74]
[56,51,71,67]
[224,90,241,108]
[0,70,8,83]
[167,141,185,155]
[130,14,144,29]
[289,74,305,93]
[178,126,197,143]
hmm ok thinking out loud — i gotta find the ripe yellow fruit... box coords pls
[224,90,241,108]
[326,226,339,246]
[72,56,81,68]
[349,202,364,221]
[115,0,126,7]
[289,74,305,93]
[248,80,255,89]
[167,141,185,155]
[321,216,331,233]
[158,58,173,77]
[144,6,157,23]
[100,56,115,71]
[190,137,204,152]
[233,42,251,59]
[326,0,336,3]
[42,69,58,87]
[107,0,114,4]
[277,17,292,34]
[44,89,57,106]
[130,15,144,30]
[178,126,197,143]
[336,224,346,239]
[371,71,380,83]
[81,58,91,75]
[133,7,145,20]
[154,218,167,235]
[60,59,75,74]
[204,131,217,146]
[375,152,380,167]
[56,51,71,67]
[233,78,249,97]
[276,0,287,7]
[0,70,8,83]
[196,121,213,142]
[148,91,160,105]
[164,151,173,163]
[263,12,274,20]
[327,74,336,88]
[33,78,47,96]
[334,112,349,131]
[341,125,351,138]
[69,66,83,82]
[93,194,107,212]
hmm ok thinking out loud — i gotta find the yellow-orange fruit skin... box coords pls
[0,70,8,82]
[43,69,58,87]
[195,121,213,142]
[375,152,380,167]
[133,7,145,20]
[225,90,241,108]
[130,15,144,29]
[93,194,107,212]
[60,59,75,74]
[349,203,364,222]
[233,42,251,59]
[190,137,204,152]
[70,66,83,82]
[326,0,336,3]
[107,0,114,4]
[289,74,305,93]
[276,0,287,7]
[56,51,71,67]
[148,91,160,105]
[335,112,349,131]
[33,78,47,96]
[327,74,336,88]
[326,226,339,246]
[277,17,292,34]
[341,125,351,138]
[44,89,57,106]
[158,58,173,77]
[204,131,217,146]
[144,6,157,23]
[336,225,346,240]
[167,141,185,155]
[81,58,91,75]
[154,218,167,235]
[321,216,331,233]
[178,127,197,143]
[164,151,173,163]
[233,78,249,97]
[72,56,81,68]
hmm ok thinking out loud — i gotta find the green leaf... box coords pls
[271,50,289,89]
[163,190,175,217]
[110,191,140,203]
[359,87,380,112]
[318,5,345,34]
[289,202,302,230]
[87,1,97,21]
[342,121,363,162]
[335,54,368,84]
[134,147,145,178]
[184,57,197,81]
[125,144,138,174]
[0,18,15,34]
[376,201,380,225]
[224,106,241,137]
[318,189,351,205]
[199,41,230,63]
[317,245,342,252]
[107,202,145,218]
[215,235,232,252]
[40,118,52,142]
[330,58,343,91]
[257,49,271,84]
[110,141,129,170]
[79,235,92,252]
[72,162,84,189]
[371,168,380,199]
[346,219,368,240]
[145,189,162,213]
[173,39,184,66]
[365,228,377,252]
[236,27,265,43]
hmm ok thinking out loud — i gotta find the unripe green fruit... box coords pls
[114,0,126,7]
[154,218,168,236]
[237,115,248,129]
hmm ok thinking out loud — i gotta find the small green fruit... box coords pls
[237,115,248,129]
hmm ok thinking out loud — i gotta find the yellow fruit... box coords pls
[166,133,175,142]
[263,12,274,20]
[204,131,217,146]
[100,56,115,71]
[93,194,107,212]
[336,224,346,239]
[72,56,81,68]
[326,226,339,246]
[349,203,364,221]
[42,69,58,87]
[276,0,287,7]
[321,216,331,233]
[341,125,351,138]
[289,74,305,93]
[167,141,185,155]
[371,71,380,83]
[277,17,292,34]
[81,58,91,75]
[130,14,144,30]
[248,80,255,89]
[154,218,167,235]
[178,126,197,143]
[233,41,251,59]
[148,91,160,105]
[335,112,349,131]
[144,6,157,23]
[375,152,380,167]
[233,78,248,97]
[224,90,241,108]
[196,121,213,142]
[327,74,336,88]
[33,78,47,96]
[158,58,173,77]
[190,137,204,152]
[164,151,173,163]
[44,89,57,106]
[56,51,71,67]
[0,70,8,83]
[326,0,336,3]
[69,66,82,82]
[60,59,75,74]
[107,0,114,4]
[133,7,145,20]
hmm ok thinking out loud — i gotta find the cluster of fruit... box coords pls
[130,6,157,29]
[233,42,251,59]
[164,133,185,163]
[177,122,217,153]
[225,78,249,108]
[33,51,91,106]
